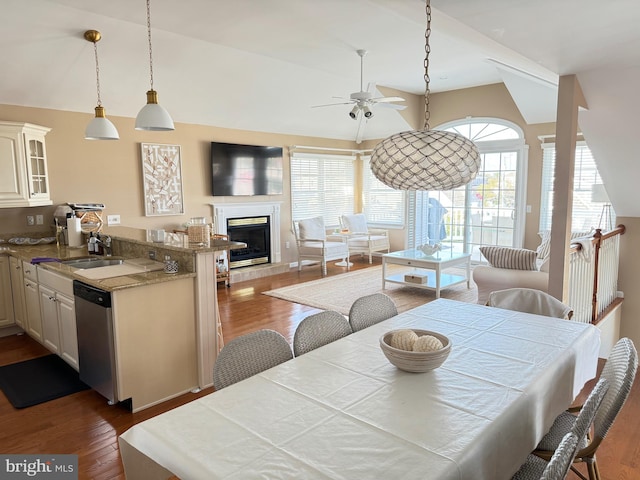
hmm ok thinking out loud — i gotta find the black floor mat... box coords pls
[0,354,90,409]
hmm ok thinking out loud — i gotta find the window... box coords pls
[362,156,404,226]
[407,118,528,262]
[539,140,608,232]
[290,153,355,227]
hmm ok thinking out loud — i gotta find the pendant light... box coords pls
[84,30,119,140]
[135,0,174,131]
[369,0,480,190]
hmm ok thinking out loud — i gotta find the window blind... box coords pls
[362,156,404,226]
[290,153,355,227]
[539,142,607,232]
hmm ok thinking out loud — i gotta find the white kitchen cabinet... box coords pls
[38,268,78,370]
[0,121,52,207]
[9,256,26,329]
[23,261,43,342]
[40,284,60,354]
[0,256,14,327]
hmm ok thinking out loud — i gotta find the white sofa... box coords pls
[473,262,548,305]
[473,230,593,304]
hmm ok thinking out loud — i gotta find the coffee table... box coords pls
[382,249,471,298]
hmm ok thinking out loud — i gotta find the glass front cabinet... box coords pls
[0,121,52,207]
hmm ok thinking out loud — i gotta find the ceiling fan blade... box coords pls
[377,103,407,110]
[355,112,367,145]
[311,101,355,108]
[371,96,405,103]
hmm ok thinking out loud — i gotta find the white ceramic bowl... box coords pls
[380,329,451,373]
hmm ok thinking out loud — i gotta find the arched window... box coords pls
[408,118,528,263]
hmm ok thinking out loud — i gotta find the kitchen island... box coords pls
[1,227,244,411]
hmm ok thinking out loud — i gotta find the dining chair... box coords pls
[487,287,574,320]
[533,337,638,480]
[293,216,350,276]
[511,377,609,480]
[293,310,352,356]
[348,293,398,332]
[213,329,293,390]
[339,213,390,264]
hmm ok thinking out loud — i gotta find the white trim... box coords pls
[211,202,282,264]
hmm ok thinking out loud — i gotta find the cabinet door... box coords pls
[0,257,15,327]
[9,257,26,329]
[57,293,78,371]
[39,284,60,353]
[24,279,42,341]
[0,122,51,207]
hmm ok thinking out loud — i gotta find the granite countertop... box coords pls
[0,226,244,292]
[1,244,195,292]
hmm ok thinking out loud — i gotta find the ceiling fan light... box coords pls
[363,105,373,118]
[135,90,175,131]
[349,105,359,119]
[85,106,120,140]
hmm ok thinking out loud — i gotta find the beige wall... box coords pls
[617,217,640,347]
[0,103,356,265]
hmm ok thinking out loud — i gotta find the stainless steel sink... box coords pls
[62,258,124,269]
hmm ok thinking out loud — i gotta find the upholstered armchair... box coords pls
[293,216,350,276]
[339,213,390,264]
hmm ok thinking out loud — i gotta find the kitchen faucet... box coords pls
[95,233,113,256]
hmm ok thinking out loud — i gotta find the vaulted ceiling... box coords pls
[1,0,639,215]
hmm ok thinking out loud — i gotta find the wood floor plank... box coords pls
[0,258,638,479]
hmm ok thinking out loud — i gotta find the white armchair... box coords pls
[293,216,350,276]
[339,213,390,264]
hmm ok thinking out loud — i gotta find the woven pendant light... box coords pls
[370,0,480,190]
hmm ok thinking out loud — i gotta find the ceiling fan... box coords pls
[312,49,405,120]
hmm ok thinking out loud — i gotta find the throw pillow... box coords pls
[480,246,538,271]
[298,216,326,240]
[341,213,368,233]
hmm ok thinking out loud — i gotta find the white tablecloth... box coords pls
[119,299,600,480]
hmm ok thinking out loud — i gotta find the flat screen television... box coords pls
[211,142,284,196]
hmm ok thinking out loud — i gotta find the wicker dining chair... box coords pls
[511,378,610,480]
[213,329,293,390]
[487,287,574,320]
[533,337,638,480]
[348,293,398,332]
[293,310,352,356]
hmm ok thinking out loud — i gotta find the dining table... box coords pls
[118,298,601,480]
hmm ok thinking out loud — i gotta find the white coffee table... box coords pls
[382,249,471,298]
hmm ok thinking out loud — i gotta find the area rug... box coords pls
[263,265,477,315]
[0,354,90,409]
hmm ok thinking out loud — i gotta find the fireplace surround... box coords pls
[212,202,282,269]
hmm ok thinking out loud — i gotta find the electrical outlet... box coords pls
[36,214,44,225]
[26,215,35,226]
[285,241,290,249]
[107,214,121,225]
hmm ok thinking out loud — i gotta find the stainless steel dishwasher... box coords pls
[73,280,118,404]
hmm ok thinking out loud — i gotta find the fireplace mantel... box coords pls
[211,202,282,264]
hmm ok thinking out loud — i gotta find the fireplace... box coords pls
[226,216,270,268]
[212,202,282,269]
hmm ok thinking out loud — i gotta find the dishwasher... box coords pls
[73,280,118,404]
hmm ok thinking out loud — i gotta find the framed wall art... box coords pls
[140,143,184,216]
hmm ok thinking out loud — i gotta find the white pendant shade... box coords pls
[135,90,174,131]
[370,129,480,190]
[85,106,119,140]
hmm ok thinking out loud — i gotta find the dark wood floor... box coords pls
[0,259,638,479]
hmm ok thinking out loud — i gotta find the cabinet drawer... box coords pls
[38,268,73,297]
[22,261,38,282]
